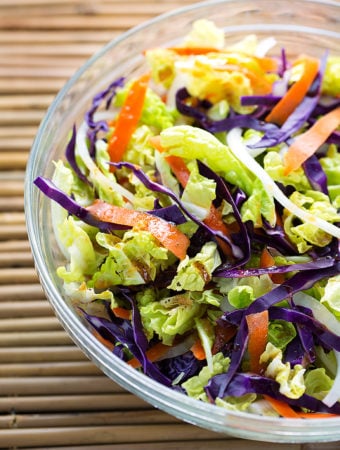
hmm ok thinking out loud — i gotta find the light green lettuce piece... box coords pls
[91,237,145,289]
[115,85,177,131]
[181,352,230,401]
[260,343,306,399]
[320,144,340,206]
[51,160,77,257]
[228,285,255,309]
[136,286,159,307]
[315,346,337,378]
[320,275,340,319]
[268,320,296,351]
[140,298,204,345]
[168,241,221,292]
[283,190,340,253]
[180,162,216,220]
[145,48,177,89]
[216,274,273,308]
[215,394,257,412]
[159,125,276,226]
[190,289,223,307]
[195,317,214,371]
[123,125,156,169]
[56,217,100,283]
[264,151,311,191]
[91,230,173,289]
[305,368,334,401]
[182,19,225,49]
[63,281,116,305]
[322,56,340,97]
[76,128,126,206]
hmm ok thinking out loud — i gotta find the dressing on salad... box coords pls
[35,20,340,418]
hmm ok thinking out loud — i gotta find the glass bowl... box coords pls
[25,0,340,443]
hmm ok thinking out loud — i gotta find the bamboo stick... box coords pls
[0,423,221,447]
[0,153,28,170]
[0,300,52,318]
[0,283,45,300]
[0,316,61,331]
[0,179,24,195]
[0,95,54,109]
[0,345,86,362]
[18,442,303,450]
[0,267,38,284]
[0,196,25,211]
[0,66,77,78]
[0,239,30,252]
[0,138,34,152]
[0,43,102,56]
[0,251,33,267]
[0,212,26,223]
[0,411,177,434]
[0,375,122,395]
[0,360,101,377]
[0,409,179,429]
[0,330,72,346]
[0,31,116,44]
[0,2,189,17]
[0,15,152,31]
[0,79,65,94]
[0,393,148,412]
[0,110,45,126]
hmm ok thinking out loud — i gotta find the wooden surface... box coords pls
[0,0,339,449]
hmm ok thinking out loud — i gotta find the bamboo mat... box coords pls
[0,1,339,449]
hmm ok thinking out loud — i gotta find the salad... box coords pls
[35,20,340,418]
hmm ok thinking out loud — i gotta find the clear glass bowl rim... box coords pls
[25,0,340,443]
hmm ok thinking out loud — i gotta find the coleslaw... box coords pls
[34,19,340,417]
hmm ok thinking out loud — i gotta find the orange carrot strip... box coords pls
[165,155,191,188]
[246,310,269,374]
[283,106,340,174]
[112,307,131,320]
[87,199,189,260]
[167,46,220,55]
[297,412,338,419]
[264,396,339,419]
[215,63,273,95]
[108,72,150,164]
[260,248,285,285]
[263,395,300,418]
[190,338,206,360]
[163,154,235,258]
[265,57,320,125]
[92,329,115,352]
[149,135,163,152]
[127,342,170,369]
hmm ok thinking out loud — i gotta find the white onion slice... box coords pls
[76,121,135,203]
[227,128,340,239]
[294,292,340,407]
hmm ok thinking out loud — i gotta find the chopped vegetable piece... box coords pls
[265,57,319,125]
[108,73,150,164]
[246,310,269,374]
[87,199,190,260]
[284,107,340,174]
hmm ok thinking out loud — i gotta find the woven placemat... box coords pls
[0,1,339,448]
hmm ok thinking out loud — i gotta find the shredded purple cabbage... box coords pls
[303,155,329,194]
[85,77,125,156]
[176,87,279,134]
[65,125,89,185]
[214,256,334,278]
[112,161,245,262]
[34,176,128,232]
[205,372,340,414]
